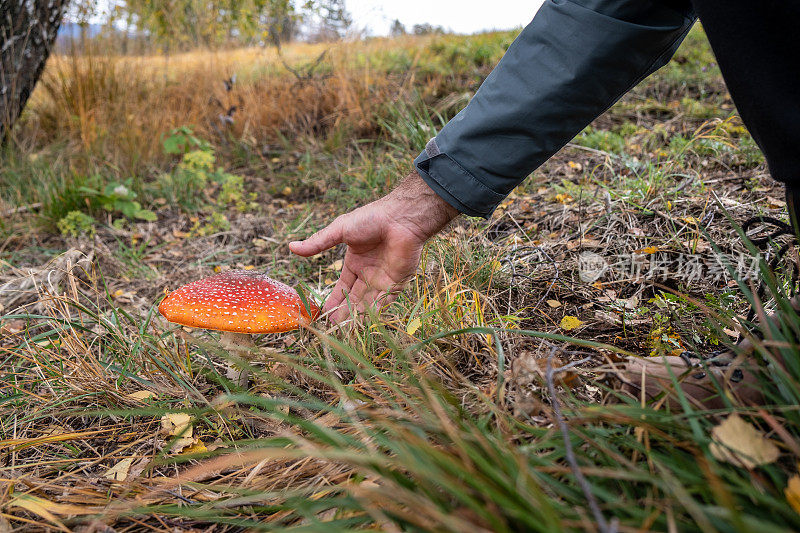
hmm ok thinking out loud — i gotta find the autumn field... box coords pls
[2,25,800,531]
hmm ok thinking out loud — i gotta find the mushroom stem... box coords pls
[219,332,255,388]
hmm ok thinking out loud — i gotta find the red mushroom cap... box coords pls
[158,270,320,334]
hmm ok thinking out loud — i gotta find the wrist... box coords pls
[383,171,459,241]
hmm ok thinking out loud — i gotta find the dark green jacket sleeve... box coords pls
[414,0,696,218]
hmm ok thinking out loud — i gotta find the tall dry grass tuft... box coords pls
[18,34,493,177]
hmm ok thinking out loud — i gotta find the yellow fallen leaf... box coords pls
[490,260,503,272]
[128,390,157,401]
[104,457,135,482]
[161,413,192,437]
[171,436,195,453]
[709,414,780,469]
[682,216,700,226]
[406,317,421,336]
[546,300,562,308]
[329,259,343,271]
[634,246,660,255]
[555,193,573,204]
[560,315,583,331]
[161,413,194,453]
[180,438,208,455]
[786,475,800,515]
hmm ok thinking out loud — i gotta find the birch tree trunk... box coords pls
[1,0,70,140]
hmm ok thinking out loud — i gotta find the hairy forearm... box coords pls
[382,170,460,242]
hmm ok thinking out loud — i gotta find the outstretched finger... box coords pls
[289,216,345,257]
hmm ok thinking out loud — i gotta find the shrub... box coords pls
[57,211,96,238]
[78,180,157,221]
[155,127,253,212]
[218,174,257,212]
[190,211,230,236]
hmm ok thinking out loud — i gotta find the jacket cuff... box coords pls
[413,138,506,219]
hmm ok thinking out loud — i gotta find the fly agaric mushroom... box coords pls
[158,270,319,385]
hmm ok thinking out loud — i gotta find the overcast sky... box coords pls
[346,1,545,36]
[82,1,545,37]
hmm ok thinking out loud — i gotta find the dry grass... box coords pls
[19,34,489,176]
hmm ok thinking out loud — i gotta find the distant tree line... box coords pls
[61,0,352,50]
[389,19,446,37]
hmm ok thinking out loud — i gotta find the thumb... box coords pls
[289,216,345,257]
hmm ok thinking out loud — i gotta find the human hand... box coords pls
[289,171,459,323]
